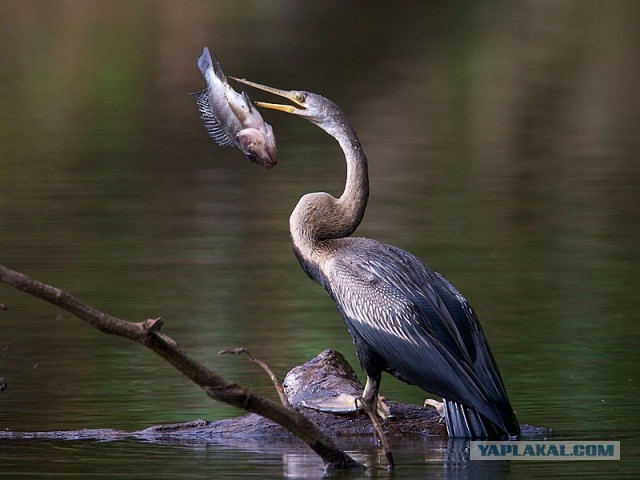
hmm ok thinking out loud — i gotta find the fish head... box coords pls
[236,126,277,169]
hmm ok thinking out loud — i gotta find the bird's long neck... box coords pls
[334,126,369,236]
[290,121,368,267]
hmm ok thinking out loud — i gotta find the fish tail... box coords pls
[198,46,227,85]
[197,47,213,76]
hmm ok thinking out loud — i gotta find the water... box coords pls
[1,0,639,478]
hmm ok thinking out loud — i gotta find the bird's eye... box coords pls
[295,92,306,103]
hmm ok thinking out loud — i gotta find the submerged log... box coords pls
[0,350,448,443]
[147,349,448,442]
[0,348,545,446]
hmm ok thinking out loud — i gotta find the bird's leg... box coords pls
[356,376,394,468]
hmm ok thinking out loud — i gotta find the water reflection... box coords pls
[1,0,639,477]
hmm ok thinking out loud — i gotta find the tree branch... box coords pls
[219,347,291,408]
[0,263,360,469]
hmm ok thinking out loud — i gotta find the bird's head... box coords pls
[230,77,348,138]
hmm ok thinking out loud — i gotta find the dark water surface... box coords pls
[1,1,638,478]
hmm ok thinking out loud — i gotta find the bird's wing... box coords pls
[323,242,512,427]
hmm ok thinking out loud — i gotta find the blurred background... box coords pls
[1,1,638,478]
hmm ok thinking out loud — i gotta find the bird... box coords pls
[232,76,521,441]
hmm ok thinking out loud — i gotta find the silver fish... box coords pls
[193,48,277,169]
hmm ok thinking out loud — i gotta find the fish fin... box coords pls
[241,91,255,113]
[192,90,235,148]
[212,55,227,83]
[197,47,213,76]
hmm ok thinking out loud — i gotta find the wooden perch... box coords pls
[0,263,360,470]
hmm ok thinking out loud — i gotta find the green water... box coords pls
[1,1,638,478]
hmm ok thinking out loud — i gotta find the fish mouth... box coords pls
[235,128,277,170]
[230,77,307,115]
[247,151,277,169]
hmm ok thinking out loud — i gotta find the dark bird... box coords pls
[233,77,520,441]
[193,48,277,168]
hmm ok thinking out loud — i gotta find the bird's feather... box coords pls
[319,237,519,436]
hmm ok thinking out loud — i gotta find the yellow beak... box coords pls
[230,77,305,114]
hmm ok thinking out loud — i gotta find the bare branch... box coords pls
[0,263,360,469]
[219,347,290,408]
[143,317,179,348]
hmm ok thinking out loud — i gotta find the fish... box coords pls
[192,47,277,169]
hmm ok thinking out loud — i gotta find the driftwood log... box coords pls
[0,349,446,442]
[0,345,542,442]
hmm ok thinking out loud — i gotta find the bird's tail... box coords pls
[443,399,516,439]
